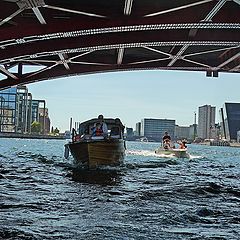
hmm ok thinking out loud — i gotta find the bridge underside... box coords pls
[0,0,240,89]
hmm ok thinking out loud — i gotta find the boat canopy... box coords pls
[78,118,124,136]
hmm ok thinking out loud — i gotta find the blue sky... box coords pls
[25,70,240,132]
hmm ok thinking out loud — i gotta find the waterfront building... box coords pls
[135,122,141,136]
[126,127,134,138]
[15,86,30,133]
[31,100,48,134]
[31,100,39,123]
[141,118,175,141]
[198,105,216,139]
[220,102,240,141]
[26,93,33,133]
[0,87,17,132]
[189,124,198,141]
[0,86,32,133]
[174,125,190,140]
[39,107,51,134]
[0,86,50,135]
[219,108,226,139]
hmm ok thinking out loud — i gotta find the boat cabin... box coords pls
[72,118,124,142]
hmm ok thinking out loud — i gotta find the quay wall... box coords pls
[0,133,65,140]
[210,141,230,146]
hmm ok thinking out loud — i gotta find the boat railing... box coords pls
[71,127,123,143]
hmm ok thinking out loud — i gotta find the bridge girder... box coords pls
[0,0,240,89]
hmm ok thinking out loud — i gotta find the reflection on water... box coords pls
[0,139,240,239]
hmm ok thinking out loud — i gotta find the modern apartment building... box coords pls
[0,87,18,132]
[0,86,50,134]
[198,105,216,139]
[141,118,175,141]
[220,102,240,141]
[174,125,190,140]
[15,86,30,133]
[39,107,51,134]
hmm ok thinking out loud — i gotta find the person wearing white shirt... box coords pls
[94,114,108,136]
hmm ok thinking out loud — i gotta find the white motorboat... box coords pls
[155,147,189,158]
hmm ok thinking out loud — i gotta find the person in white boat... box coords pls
[179,140,187,149]
[162,131,171,150]
[92,114,108,137]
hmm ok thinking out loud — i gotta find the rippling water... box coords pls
[0,138,240,240]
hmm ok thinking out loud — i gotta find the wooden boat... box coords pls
[155,147,189,158]
[64,117,126,169]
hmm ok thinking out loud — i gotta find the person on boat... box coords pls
[179,140,187,149]
[92,123,103,136]
[162,131,171,142]
[92,114,108,137]
[162,131,172,149]
[110,118,123,138]
[110,126,120,136]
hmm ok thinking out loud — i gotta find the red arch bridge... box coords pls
[0,0,240,89]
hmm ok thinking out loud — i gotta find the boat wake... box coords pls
[188,154,204,160]
[127,150,176,158]
[126,149,157,157]
[127,149,203,160]
[155,153,177,158]
[157,153,203,160]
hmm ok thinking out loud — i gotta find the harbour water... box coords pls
[0,138,240,239]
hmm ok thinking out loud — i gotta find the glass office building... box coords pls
[15,86,29,133]
[141,118,175,141]
[0,86,50,134]
[221,103,240,140]
[0,87,17,132]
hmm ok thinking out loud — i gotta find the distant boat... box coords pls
[140,137,148,142]
[155,146,190,158]
[64,117,126,169]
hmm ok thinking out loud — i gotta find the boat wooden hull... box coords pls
[155,148,189,158]
[66,139,125,168]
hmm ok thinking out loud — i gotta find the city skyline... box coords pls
[25,69,240,132]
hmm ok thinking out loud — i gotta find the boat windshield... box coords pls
[73,118,124,141]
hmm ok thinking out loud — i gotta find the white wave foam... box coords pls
[188,154,203,160]
[155,153,176,158]
[127,150,203,160]
[127,150,177,158]
[126,150,157,157]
